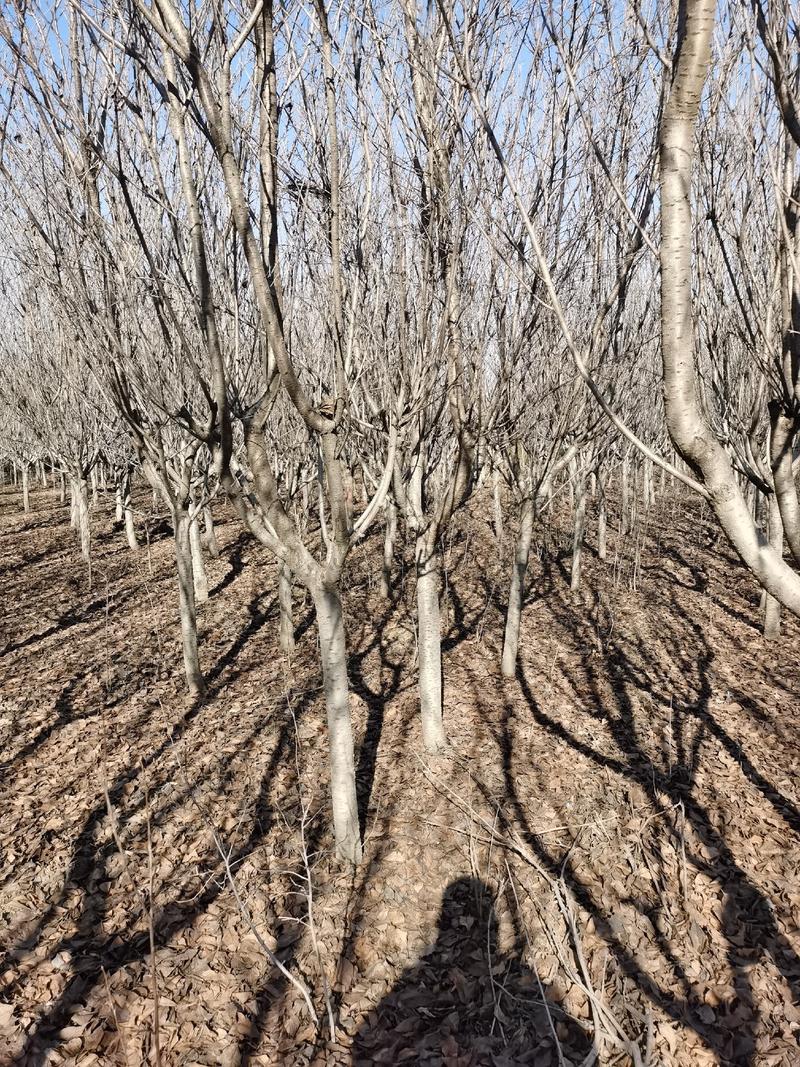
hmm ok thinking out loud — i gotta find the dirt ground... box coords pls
[1,482,799,1066]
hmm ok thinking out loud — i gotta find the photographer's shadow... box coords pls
[352,877,593,1065]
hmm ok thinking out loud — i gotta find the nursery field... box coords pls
[1,485,799,1066]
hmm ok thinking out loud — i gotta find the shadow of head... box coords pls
[352,876,593,1065]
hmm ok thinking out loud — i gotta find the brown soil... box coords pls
[1,484,799,1066]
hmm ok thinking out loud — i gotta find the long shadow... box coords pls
[0,544,61,578]
[652,543,761,633]
[2,531,387,1065]
[352,876,593,1065]
[0,584,287,975]
[347,590,411,838]
[205,591,277,690]
[1,597,109,656]
[209,535,248,598]
[6,672,322,1065]
[0,674,94,776]
[453,503,800,1064]
[501,612,798,1065]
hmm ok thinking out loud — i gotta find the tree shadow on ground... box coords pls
[209,534,249,597]
[462,558,800,1067]
[2,676,320,1066]
[352,876,592,1066]
[1,596,110,656]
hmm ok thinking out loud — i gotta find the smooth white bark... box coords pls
[416,536,445,753]
[189,515,209,603]
[659,0,800,614]
[174,512,204,696]
[501,496,535,678]
[279,562,295,655]
[570,473,587,592]
[313,586,362,864]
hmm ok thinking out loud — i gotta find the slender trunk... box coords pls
[764,493,783,640]
[21,464,30,513]
[90,467,98,509]
[78,479,91,562]
[38,460,47,488]
[501,496,535,678]
[77,477,92,589]
[492,466,503,547]
[203,504,220,558]
[115,479,124,522]
[571,473,587,592]
[621,457,630,534]
[122,472,139,551]
[279,561,295,654]
[174,512,204,696]
[597,474,607,561]
[189,514,209,604]
[416,534,445,753]
[380,497,397,599]
[313,585,361,864]
[70,479,79,529]
[59,471,66,505]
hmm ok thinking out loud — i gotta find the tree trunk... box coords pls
[659,0,800,613]
[21,464,30,513]
[501,496,535,678]
[90,466,98,509]
[59,471,66,505]
[123,472,139,551]
[174,512,205,696]
[769,405,800,565]
[597,473,607,561]
[492,466,503,547]
[74,476,92,588]
[621,456,630,534]
[570,472,587,591]
[115,479,124,522]
[380,497,397,599]
[77,478,91,562]
[189,514,209,603]
[313,585,362,864]
[279,561,295,654]
[764,493,783,640]
[203,504,220,559]
[416,534,446,753]
[70,479,79,529]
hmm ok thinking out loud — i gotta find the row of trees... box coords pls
[1,0,799,860]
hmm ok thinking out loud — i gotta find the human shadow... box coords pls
[352,877,592,1066]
